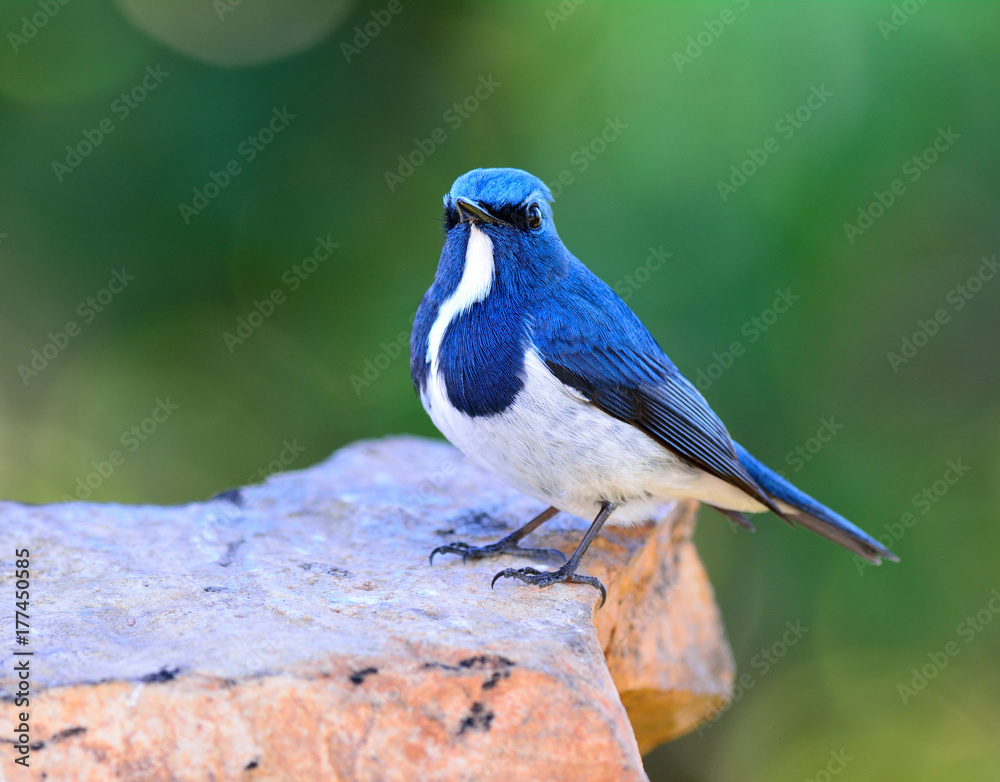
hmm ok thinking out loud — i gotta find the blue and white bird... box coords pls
[411,167,898,605]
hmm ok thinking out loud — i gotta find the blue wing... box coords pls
[533,258,781,514]
[532,255,898,564]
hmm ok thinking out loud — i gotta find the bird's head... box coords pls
[436,168,566,296]
[444,168,554,234]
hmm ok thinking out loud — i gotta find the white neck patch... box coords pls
[426,224,495,371]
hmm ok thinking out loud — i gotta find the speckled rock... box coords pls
[0,436,733,781]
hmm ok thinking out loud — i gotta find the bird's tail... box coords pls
[733,442,899,565]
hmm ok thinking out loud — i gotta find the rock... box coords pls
[0,436,733,781]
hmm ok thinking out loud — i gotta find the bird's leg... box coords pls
[491,501,615,608]
[429,506,566,565]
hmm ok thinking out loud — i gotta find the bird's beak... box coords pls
[454,197,511,227]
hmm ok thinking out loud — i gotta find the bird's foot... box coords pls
[429,537,567,566]
[491,564,607,608]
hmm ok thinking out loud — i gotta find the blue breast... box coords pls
[410,228,529,417]
[435,297,527,416]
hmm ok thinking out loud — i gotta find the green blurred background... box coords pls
[2,0,998,779]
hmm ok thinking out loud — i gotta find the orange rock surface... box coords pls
[0,437,733,781]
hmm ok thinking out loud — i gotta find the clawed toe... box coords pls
[429,540,566,566]
[491,565,607,608]
[428,542,474,565]
[490,566,544,587]
[430,503,612,607]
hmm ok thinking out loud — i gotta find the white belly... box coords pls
[420,350,753,525]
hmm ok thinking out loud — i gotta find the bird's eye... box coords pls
[526,203,543,230]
